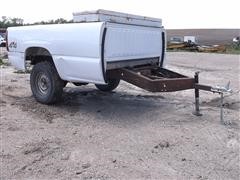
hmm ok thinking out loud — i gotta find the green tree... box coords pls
[33,18,73,25]
[0,16,24,28]
[0,16,73,28]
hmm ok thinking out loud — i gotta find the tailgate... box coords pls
[104,23,165,69]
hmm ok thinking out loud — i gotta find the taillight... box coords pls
[6,30,9,51]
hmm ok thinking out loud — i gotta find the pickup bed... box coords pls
[7,10,166,104]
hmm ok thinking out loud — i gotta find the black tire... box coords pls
[30,61,64,104]
[95,79,120,92]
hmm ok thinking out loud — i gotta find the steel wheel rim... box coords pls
[36,72,50,95]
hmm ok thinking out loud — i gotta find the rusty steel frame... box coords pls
[108,66,196,92]
[195,84,212,91]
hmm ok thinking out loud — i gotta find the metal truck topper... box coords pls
[73,9,162,27]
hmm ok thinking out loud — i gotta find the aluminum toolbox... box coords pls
[73,9,162,27]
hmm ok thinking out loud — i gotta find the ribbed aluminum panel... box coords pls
[105,23,163,62]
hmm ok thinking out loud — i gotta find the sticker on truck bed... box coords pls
[9,41,17,49]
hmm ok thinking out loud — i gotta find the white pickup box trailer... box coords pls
[8,10,225,118]
[7,10,168,104]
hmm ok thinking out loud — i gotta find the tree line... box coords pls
[0,16,73,28]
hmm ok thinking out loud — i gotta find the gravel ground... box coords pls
[0,52,239,179]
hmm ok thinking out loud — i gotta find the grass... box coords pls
[0,58,10,66]
[225,44,240,54]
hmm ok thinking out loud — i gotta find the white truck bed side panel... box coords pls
[105,23,163,62]
[53,56,104,83]
[8,52,25,70]
[8,23,106,84]
[8,23,103,57]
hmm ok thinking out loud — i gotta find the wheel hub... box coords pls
[37,73,50,94]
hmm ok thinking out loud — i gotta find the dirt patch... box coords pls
[22,139,61,155]
[1,52,239,179]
